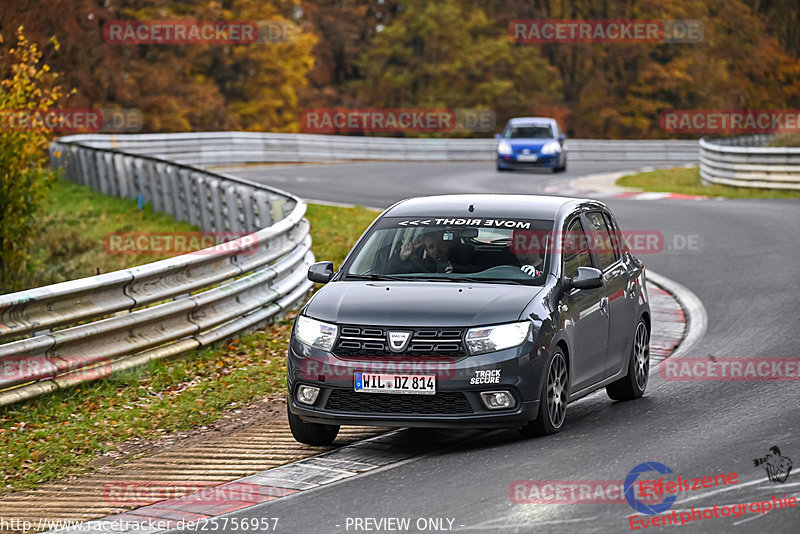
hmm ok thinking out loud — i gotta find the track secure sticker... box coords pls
[470,369,501,384]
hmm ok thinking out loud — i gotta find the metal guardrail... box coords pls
[700,135,800,190]
[57,133,700,166]
[0,140,315,407]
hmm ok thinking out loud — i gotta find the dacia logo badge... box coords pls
[388,331,412,352]
[522,148,531,154]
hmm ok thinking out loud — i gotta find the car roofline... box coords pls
[382,194,601,219]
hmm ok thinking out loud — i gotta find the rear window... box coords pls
[342,217,554,285]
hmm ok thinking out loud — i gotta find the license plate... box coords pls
[517,154,538,162]
[354,372,436,395]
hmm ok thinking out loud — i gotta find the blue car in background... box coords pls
[495,117,567,172]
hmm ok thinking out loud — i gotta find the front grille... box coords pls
[334,325,465,357]
[325,389,473,415]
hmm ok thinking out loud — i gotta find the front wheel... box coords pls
[606,320,650,401]
[519,349,568,437]
[288,407,340,445]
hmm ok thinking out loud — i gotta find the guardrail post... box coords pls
[253,191,273,229]
[271,197,285,225]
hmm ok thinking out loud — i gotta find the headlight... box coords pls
[540,141,561,155]
[466,321,531,355]
[497,141,512,155]
[295,315,338,351]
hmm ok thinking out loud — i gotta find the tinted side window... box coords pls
[563,218,592,278]
[602,212,623,260]
[584,211,616,271]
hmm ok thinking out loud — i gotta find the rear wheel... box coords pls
[288,407,340,445]
[519,349,568,437]
[606,320,649,401]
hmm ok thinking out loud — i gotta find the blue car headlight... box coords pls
[466,321,531,355]
[295,315,338,351]
[497,141,512,155]
[540,141,561,155]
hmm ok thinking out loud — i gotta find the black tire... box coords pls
[497,164,511,172]
[519,349,568,437]
[288,407,340,445]
[606,319,650,401]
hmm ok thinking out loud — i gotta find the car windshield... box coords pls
[342,217,554,285]
[505,124,553,139]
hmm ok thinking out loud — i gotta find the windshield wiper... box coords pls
[443,277,533,285]
[344,273,418,282]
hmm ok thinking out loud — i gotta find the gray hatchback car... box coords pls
[287,195,651,445]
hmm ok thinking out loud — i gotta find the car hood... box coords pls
[304,281,544,327]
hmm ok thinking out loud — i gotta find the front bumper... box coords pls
[287,338,546,428]
[497,153,559,169]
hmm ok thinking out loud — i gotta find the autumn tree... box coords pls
[353,0,562,135]
[1,0,318,132]
[0,27,66,293]
[299,0,402,108]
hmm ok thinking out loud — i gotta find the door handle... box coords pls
[599,297,609,316]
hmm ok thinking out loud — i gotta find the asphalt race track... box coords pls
[204,160,800,533]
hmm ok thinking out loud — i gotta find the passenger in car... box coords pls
[510,229,545,277]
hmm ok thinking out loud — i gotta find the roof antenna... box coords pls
[468,203,474,212]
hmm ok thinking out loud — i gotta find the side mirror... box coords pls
[558,133,566,143]
[494,133,502,140]
[308,261,334,283]
[564,267,603,291]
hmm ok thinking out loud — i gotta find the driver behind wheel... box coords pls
[393,229,474,274]
[510,229,545,277]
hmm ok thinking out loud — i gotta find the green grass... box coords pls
[0,328,290,492]
[0,197,378,494]
[617,167,800,199]
[306,203,379,267]
[23,178,199,290]
[769,133,800,148]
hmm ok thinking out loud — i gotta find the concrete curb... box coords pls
[646,271,707,360]
[544,166,722,201]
